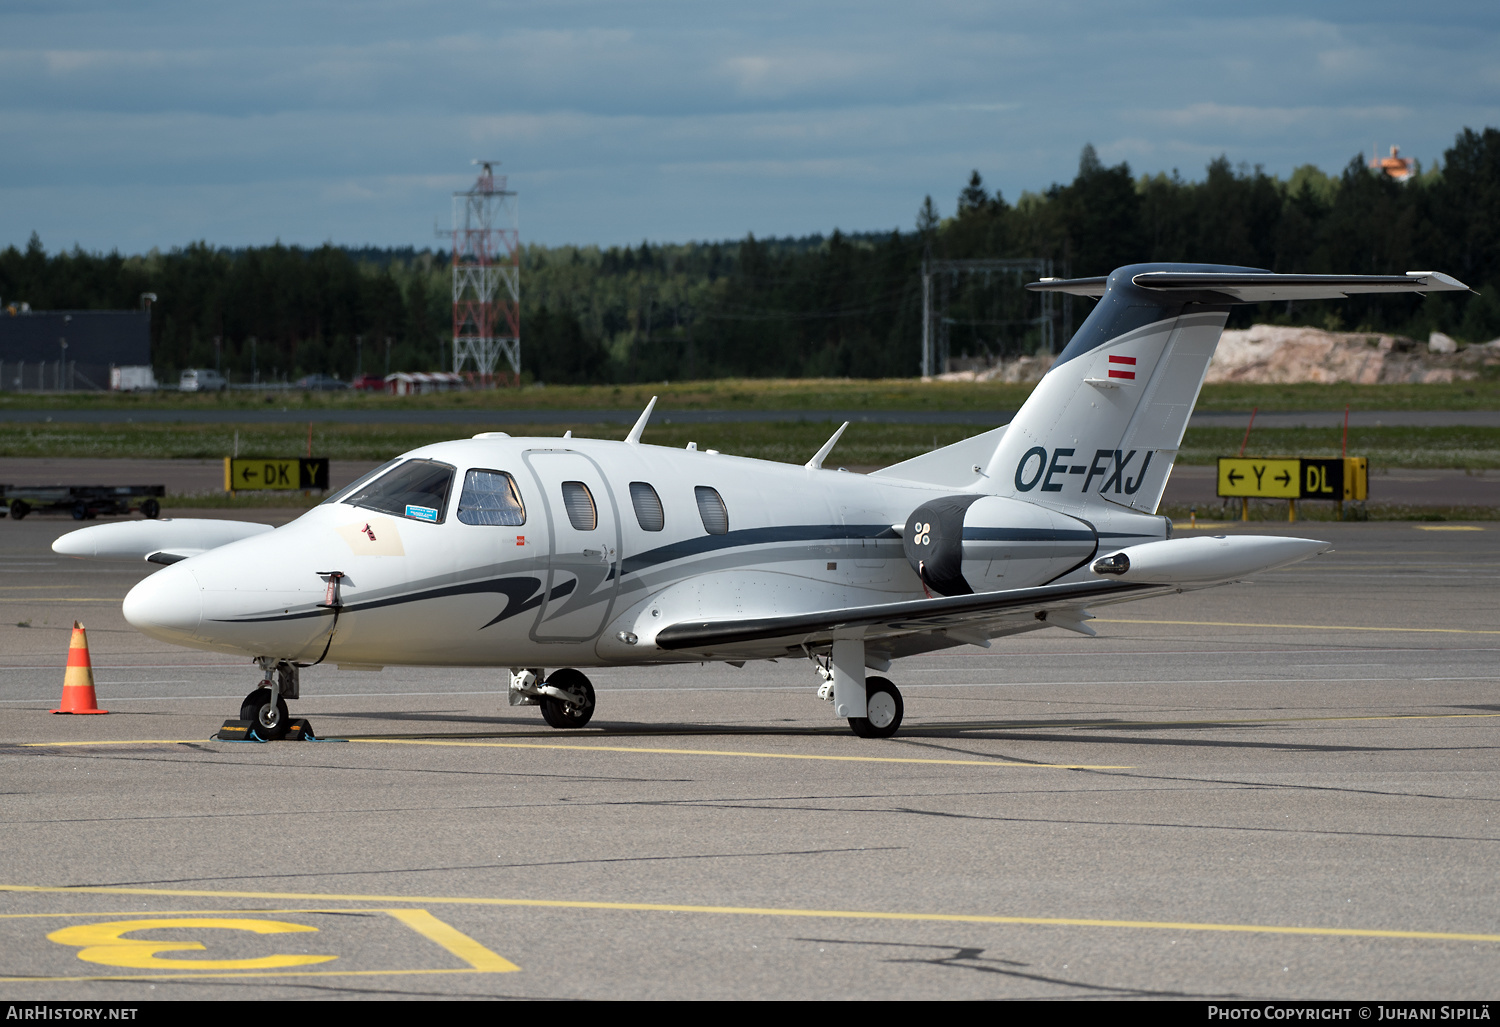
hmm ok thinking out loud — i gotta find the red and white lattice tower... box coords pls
[446,160,519,380]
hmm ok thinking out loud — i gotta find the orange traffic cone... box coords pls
[53,621,107,714]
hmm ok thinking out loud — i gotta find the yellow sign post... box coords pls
[1217,457,1367,521]
[224,458,330,494]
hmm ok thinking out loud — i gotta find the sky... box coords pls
[2,1,1498,254]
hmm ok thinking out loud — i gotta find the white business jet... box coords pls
[54,263,1469,739]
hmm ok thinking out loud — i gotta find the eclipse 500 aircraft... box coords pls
[55,263,1470,739]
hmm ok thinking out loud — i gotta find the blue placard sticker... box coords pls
[405,504,438,523]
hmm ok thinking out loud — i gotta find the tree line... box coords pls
[2,126,1496,384]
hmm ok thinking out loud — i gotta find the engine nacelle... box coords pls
[902,495,1096,595]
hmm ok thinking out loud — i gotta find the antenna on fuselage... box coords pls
[805,421,849,470]
[625,396,658,445]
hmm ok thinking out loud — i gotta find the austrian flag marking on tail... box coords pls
[1108,355,1137,380]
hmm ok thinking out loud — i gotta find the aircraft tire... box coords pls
[540,669,595,729]
[240,687,291,740]
[848,677,903,739]
[141,499,160,519]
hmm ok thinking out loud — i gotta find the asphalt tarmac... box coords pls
[0,515,1496,1000]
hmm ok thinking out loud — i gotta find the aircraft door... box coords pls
[524,450,621,642]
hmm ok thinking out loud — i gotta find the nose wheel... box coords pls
[240,686,290,740]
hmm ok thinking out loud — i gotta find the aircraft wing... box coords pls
[652,578,1172,661]
[53,518,274,562]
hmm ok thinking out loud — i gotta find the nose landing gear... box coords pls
[217,659,316,741]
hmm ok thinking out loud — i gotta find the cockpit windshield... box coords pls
[343,458,455,523]
[321,458,401,506]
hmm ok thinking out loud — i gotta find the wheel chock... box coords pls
[215,719,261,742]
[285,718,317,740]
[214,717,338,742]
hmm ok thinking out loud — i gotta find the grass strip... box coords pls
[3,422,1500,469]
[1,375,1498,414]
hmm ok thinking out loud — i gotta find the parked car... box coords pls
[351,374,386,391]
[294,374,349,391]
[179,368,227,392]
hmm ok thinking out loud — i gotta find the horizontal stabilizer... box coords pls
[1028,270,1470,302]
[53,518,274,562]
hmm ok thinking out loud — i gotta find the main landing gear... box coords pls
[509,668,596,729]
[814,639,904,738]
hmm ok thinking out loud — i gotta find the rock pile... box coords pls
[1205,325,1500,384]
[932,326,1500,384]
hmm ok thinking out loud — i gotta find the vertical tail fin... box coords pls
[981,263,1243,517]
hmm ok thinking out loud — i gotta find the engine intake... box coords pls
[902,495,1097,596]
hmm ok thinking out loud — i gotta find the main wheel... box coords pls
[240,686,290,740]
[849,676,903,739]
[7,500,26,520]
[141,499,160,519]
[539,669,595,729]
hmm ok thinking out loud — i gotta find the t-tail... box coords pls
[979,262,1469,520]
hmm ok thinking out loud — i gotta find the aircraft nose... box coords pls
[123,563,203,643]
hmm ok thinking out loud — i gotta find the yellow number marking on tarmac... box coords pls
[3,885,1497,947]
[1,908,517,983]
[48,917,334,970]
[1095,617,1500,635]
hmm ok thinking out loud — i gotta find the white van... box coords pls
[179,369,227,392]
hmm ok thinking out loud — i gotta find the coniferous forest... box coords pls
[2,127,1498,385]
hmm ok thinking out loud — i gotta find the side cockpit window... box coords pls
[630,481,664,531]
[457,469,526,526]
[561,481,597,531]
[695,485,728,535]
[344,458,455,523]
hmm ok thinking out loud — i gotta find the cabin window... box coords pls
[630,481,664,531]
[322,457,401,505]
[561,481,597,531]
[344,458,454,523]
[695,485,728,535]
[457,469,526,526]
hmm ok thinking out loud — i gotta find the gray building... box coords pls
[0,310,150,390]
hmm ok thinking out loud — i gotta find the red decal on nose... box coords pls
[1109,355,1137,365]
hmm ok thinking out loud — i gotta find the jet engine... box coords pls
[901,495,1097,595]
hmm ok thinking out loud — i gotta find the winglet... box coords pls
[805,421,849,469]
[625,396,657,445]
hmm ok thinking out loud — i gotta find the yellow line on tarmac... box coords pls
[20,740,206,747]
[348,737,1131,770]
[1095,617,1500,635]
[1416,526,1485,531]
[0,968,491,983]
[1,884,1495,945]
[386,908,520,972]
